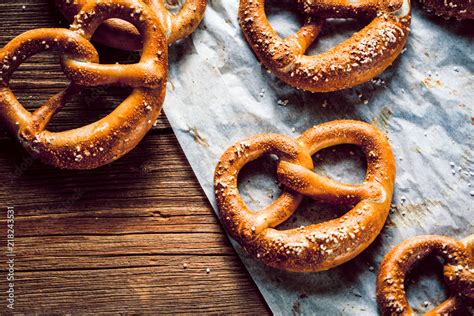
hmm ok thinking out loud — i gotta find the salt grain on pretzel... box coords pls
[214,120,396,272]
[419,0,473,20]
[0,0,168,169]
[239,0,411,92]
[56,0,207,50]
[377,234,474,315]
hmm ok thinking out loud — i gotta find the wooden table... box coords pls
[0,1,268,313]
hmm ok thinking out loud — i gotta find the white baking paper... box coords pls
[162,1,474,314]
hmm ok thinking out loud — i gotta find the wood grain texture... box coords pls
[0,0,269,313]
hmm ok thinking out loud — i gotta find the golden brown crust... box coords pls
[55,0,207,50]
[0,0,168,169]
[239,0,411,92]
[214,120,396,272]
[419,0,474,20]
[376,235,474,315]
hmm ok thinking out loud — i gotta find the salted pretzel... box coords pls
[55,0,207,50]
[239,0,411,92]
[377,235,474,315]
[214,120,396,272]
[419,0,473,20]
[0,0,168,169]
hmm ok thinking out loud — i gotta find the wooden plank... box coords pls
[14,233,234,257]
[6,256,267,314]
[8,213,222,236]
[0,134,210,214]
[0,0,268,313]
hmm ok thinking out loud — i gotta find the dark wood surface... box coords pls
[0,0,268,313]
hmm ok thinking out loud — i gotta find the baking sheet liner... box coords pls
[162,1,473,314]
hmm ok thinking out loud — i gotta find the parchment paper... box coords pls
[162,1,474,314]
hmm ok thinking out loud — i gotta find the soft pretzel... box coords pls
[55,0,207,50]
[214,120,396,272]
[419,0,474,20]
[239,0,411,92]
[0,0,168,169]
[377,235,474,315]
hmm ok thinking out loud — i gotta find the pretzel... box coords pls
[377,235,474,315]
[0,0,168,169]
[419,0,473,20]
[55,0,207,50]
[239,0,411,92]
[214,120,396,272]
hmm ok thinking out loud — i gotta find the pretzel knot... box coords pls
[0,0,168,169]
[214,120,396,272]
[377,235,474,315]
[239,0,411,92]
[55,0,207,50]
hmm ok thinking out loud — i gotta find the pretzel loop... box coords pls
[152,0,208,43]
[239,0,411,92]
[377,235,474,315]
[0,29,98,138]
[240,1,324,71]
[63,0,167,88]
[278,121,393,205]
[0,0,168,169]
[215,120,396,272]
[55,0,207,50]
[214,134,314,240]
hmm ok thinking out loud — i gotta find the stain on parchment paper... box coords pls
[292,300,300,315]
[186,127,209,147]
[167,79,175,91]
[390,200,441,227]
[371,106,392,132]
[421,76,441,89]
[409,146,423,154]
[292,293,309,316]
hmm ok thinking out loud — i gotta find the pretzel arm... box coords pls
[296,0,403,17]
[144,0,207,43]
[18,85,79,141]
[30,85,80,132]
[0,88,31,133]
[283,17,323,55]
[170,0,207,43]
[277,160,379,204]
[253,190,304,231]
[62,60,166,88]
[429,296,470,316]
